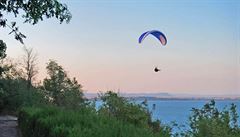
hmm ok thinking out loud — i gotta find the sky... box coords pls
[1,0,239,95]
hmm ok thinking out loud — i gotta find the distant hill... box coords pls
[84,92,172,99]
[84,92,240,100]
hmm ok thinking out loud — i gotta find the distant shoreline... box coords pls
[85,92,240,101]
[88,96,240,101]
[129,97,240,101]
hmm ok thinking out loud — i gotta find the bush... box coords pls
[185,100,240,137]
[99,91,171,136]
[19,106,168,137]
[42,60,84,108]
[0,78,47,113]
[99,91,150,127]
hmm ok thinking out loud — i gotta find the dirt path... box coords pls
[0,116,19,137]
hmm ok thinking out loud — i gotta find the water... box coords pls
[96,99,240,126]
[141,100,240,125]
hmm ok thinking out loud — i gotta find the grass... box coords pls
[18,106,164,137]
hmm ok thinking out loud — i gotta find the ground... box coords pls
[0,116,19,137]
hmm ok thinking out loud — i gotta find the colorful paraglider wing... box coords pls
[151,31,167,45]
[139,30,167,45]
[138,31,149,44]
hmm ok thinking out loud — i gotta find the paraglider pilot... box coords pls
[154,67,160,72]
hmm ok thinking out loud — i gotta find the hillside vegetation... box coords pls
[1,58,240,137]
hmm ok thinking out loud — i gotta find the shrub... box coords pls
[19,106,169,137]
[0,78,47,113]
[98,91,171,136]
[185,100,240,137]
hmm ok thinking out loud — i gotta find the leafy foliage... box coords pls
[43,60,84,108]
[99,91,172,137]
[0,57,24,79]
[0,0,71,24]
[0,78,46,112]
[0,40,7,75]
[99,91,150,126]
[18,106,167,137]
[0,58,45,113]
[185,100,240,137]
[0,40,6,59]
[0,58,85,113]
[0,0,71,44]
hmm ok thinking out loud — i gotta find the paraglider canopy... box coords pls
[139,30,167,45]
[138,30,167,73]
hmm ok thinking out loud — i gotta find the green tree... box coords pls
[0,0,71,44]
[0,0,72,76]
[99,91,171,137]
[186,100,240,137]
[0,58,45,113]
[99,91,150,127]
[43,60,84,108]
[0,40,6,59]
[0,40,7,75]
[0,57,23,79]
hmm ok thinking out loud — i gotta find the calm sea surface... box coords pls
[96,99,240,126]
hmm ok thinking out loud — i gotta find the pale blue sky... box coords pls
[2,0,239,94]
